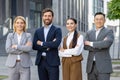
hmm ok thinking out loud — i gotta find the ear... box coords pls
[104,19,106,23]
[75,24,77,28]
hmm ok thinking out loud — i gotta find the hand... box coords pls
[104,37,107,41]
[84,41,90,46]
[59,48,65,52]
[25,41,32,46]
[75,45,79,47]
[12,45,17,49]
[37,40,42,46]
[53,38,56,42]
[47,48,50,51]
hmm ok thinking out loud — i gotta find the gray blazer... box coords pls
[5,32,33,67]
[84,27,114,73]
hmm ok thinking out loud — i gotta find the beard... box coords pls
[43,19,52,26]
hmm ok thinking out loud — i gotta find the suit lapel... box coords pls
[91,30,96,41]
[20,32,26,45]
[41,27,45,41]
[96,27,105,40]
[14,32,18,44]
[46,25,54,41]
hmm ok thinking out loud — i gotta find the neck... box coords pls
[16,30,23,35]
[44,23,52,27]
[96,27,102,30]
[96,26,104,30]
[69,30,74,33]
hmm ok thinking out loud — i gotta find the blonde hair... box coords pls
[13,16,26,32]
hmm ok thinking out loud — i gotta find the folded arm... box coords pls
[17,34,32,52]
[59,35,84,57]
[84,30,114,50]
[42,28,62,48]
[6,33,22,54]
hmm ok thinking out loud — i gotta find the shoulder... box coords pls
[25,32,31,36]
[7,33,14,38]
[52,25,61,30]
[7,33,13,36]
[77,33,84,39]
[77,32,83,37]
[103,27,113,34]
[24,32,32,38]
[87,29,94,34]
[35,27,43,32]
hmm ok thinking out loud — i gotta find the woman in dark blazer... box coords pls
[59,18,84,80]
[5,16,33,80]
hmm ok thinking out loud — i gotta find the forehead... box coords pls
[15,18,24,22]
[43,12,52,16]
[95,14,104,18]
[67,19,74,23]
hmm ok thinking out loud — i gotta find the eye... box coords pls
[66,23,69,25]
[70,23,74,25]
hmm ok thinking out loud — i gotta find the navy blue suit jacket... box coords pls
[33,25,62,66]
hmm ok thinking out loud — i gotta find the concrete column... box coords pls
[23,0,29,17]
[16,0,23,16]
[5,0,10,18]
[52,0,58,24]
[60,0,63,25]
[66,0,68,19]
[0,0,5,24]
[69,0,72,17]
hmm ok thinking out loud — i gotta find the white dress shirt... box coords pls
[42,24,52,56]
[59,31,84,57]
[90,27,103,60]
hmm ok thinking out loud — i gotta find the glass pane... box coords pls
[30,1,36,10]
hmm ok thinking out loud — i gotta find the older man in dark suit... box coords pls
[84,12,114,80]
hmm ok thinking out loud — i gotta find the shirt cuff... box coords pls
[90,42,93,47]
[41,42,43,46]
[15,45,18,49]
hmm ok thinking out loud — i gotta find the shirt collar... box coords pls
[67,31,74,37]
[16,32,23,37]
[44,24,52,29]
[95,27,103,31]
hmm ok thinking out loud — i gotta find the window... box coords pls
[30,1,42,28]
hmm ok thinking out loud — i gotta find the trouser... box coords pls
[88,61,110,80]
[62,58,82,80]
[38,56,59,80]
[8,62,30,80]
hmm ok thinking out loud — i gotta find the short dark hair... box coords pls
[94,12,105,18]
[42,8,54,16]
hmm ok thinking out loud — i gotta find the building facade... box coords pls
[53,0,88,32]
[88,0,104,30]
[0,0,89,39]
[0,0,52,38]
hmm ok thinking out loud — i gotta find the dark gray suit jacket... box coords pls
[5,32,33,67]
[84,27,114,73]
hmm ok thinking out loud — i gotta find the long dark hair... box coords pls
[67,18,78,48]
[72,30,78,48]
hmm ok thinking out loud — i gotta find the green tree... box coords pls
[107,0,120,20]
[107,0,120,59]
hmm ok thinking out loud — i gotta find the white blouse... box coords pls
[59,31,84,57]
[17,33,22,60]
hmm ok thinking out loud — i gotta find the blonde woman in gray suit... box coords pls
[5,16,33,80]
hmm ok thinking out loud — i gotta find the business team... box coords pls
[5,8,114,80]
